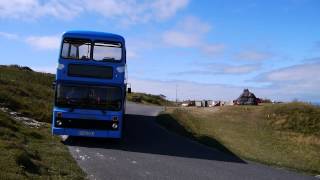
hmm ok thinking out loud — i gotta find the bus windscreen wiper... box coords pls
[101,57,115,61]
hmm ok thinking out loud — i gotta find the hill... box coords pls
[0,64,172,178]
[157,103,320,175]
[127,92,175,106]
[0,65,54,123]
[0,65,86,178]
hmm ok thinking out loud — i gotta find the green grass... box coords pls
[127,92,175,106]
[0,64,175,178]
[0,111,85,179]
[0,65,54,123]
[157,103,320,175]
[0,65,85,179]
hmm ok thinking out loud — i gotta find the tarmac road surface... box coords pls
[64,102,315,180]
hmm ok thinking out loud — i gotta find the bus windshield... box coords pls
[60,38,123,61]
[61,39,91,60]
[55,83,122,111]
[93,42,122,61]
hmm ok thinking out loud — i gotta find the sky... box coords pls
[0,0,320,102]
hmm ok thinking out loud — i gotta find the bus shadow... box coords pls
[64,114,245,164]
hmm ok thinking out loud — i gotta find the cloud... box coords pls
[151,0,189,19]
[130,78,242,101]
[129,77,320,102]
[223,64,260,74]
[25,35,60,50]
[0,0,189,24]
[237,50,273,61]
[257,62,320,83]
[86,0,189,25]
[162,31,200,48]
[0,31,18,40]
[253,62,320,101]
[203,44,226,56]
[173,63,260,76]
[0,0,82,20]
[162,16,211,47]
[162,16,225,56]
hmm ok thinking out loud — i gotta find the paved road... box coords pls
[64,102,315,180]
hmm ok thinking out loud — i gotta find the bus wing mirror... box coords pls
[128,87,132,94]
[52,81,56,90]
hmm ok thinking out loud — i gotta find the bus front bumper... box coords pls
[52,127,121,138]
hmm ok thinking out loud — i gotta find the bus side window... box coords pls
[61,43,70,58]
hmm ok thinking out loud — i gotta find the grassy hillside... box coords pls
[0,65,85,179]
[0,65,54,123]
[0,111,85,179]
[0,65,172,123]
[0,65,173,177]
[157,103,320,175]
[127,92,175,106]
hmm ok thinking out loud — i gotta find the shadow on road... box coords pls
[64,114,245,164]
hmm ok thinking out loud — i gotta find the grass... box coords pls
[157,103,320,175]
[127,92,175,106]
[0,64,174,178]
[0,65,54,123]
[0,111,85,179]
[0,65,173,123]
[0,65,85,179]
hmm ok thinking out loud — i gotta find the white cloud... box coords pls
[253,62,320,101]
[0,31,18,40]
[163,31,199,48]
[0,0,188,24]
[130,73,320,102]
[162,16,225,56]
[0,0,82,20]
[173,63,260,76]
[237,50,273,61]
[151,0,189,20]
[258,62,320,82]
[130,78,242,101]
[223,64,260,74]
[163,16,211,47]
[203,44,225,56]
[25,35,60,50]
[86,0,189,25]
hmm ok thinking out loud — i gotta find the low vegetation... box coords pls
[0,111,85,179]
[0,65,174,178]
[127,92,175,106]
[0,65,54,123]
[157,103,320,175]
[0,65,172,123]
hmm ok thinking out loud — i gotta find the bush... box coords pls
[264,102,320,135]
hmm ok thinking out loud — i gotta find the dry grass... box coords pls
[157,104,320,175]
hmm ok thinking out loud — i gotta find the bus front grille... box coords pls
[55,118,118,130]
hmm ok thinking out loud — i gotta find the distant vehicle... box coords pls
[52,31,130,138]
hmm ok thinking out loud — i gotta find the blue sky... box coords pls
[0,0,320,102]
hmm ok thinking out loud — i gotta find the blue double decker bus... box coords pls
[52,31,128,138]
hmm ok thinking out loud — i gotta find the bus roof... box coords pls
[63,31,125,43]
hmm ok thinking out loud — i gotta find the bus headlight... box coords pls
[56,119,62,126]
[112,123,118,129]
[57,63,65,70]
[116,66,125,73]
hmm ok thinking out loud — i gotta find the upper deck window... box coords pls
[61,39,91,60]
[93,42,122,61]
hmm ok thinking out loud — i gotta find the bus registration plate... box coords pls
[79,130,95,136]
